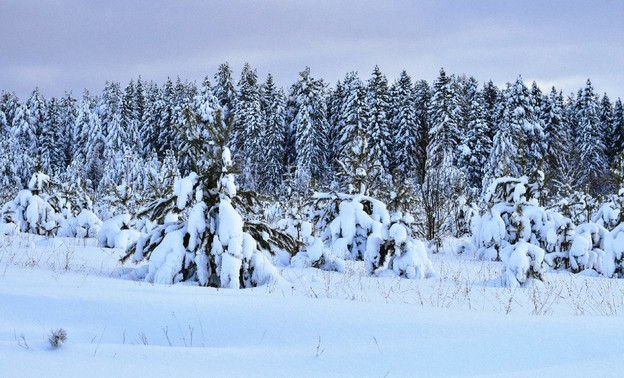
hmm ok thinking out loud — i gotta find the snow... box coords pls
[2,232,624,377]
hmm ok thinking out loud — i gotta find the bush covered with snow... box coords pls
[472,175,557,285]
[311,191,433,279]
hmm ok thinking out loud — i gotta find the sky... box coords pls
[1,0,623,100]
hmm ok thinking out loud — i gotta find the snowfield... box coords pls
[2,234,624,377]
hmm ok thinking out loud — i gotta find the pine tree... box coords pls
[122,106,297,288]
[458,91,491,194]
[288,67,329,186]
[156,78,176,154]
[413,79,431,183]
[40,97,65,174]
[612,98,624,157]
[26,88,47,154]
[326,80,345,176]
[576,79,608,194]
[541,88,574,192]
[599,93,615,164]
[121,79,141,152]
[366,66,392,176]
[139,81,161,157]
[482,80,502,141]
[390,70,419,179]
[260,73,286,193]
[427,68,462,169]
[58,93,77,168]
[233,63,266,189]
[338,72,369,160]
[11,103,34,153]
[213,62,237,125]
[486,77,545,184]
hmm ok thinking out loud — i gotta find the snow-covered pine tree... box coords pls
[458,91,491,195]
[40,97,65,174]
[576,79,608,195]
[213,62,237,126]
[121,79,141,153]
[58,93,77,169]
[482,80,502,141]
[260,73,287,193]
[311,130,433,278]
[612,98,624,161]
[288,67,329,187]
[123,101,298,288]
[541,87,574,194]
[427,68,462,169]
[599,93,615,165]
[233,63,266,190]
[139,81,161,157]
[471,175,567,286]
[25,88,47,155]
[11,102,34,156]
[413,79,431,184]
[326,80,345,178]
[390,70,419,179]
[366,66,392,177]
[338,72,370,162]
[156,78,176,155]
[485,77,544,188]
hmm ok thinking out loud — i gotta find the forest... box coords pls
[2,63,624,288]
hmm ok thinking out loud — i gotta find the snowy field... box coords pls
[2,233,624,377]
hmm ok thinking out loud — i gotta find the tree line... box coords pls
[1,63,623,226]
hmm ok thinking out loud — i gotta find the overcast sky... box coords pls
[2,0,623,100]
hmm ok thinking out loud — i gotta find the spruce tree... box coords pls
[213,62,237,126]
[233,63,266,189]
[576,79,608,194]
[612,98,624,157]
[260,73,286,193]
[366,66,392,176]
[139,81,161,157]
[458,91,491,194]
[287,67,329,186]
[390,70,419,179]
[427,68,462,169]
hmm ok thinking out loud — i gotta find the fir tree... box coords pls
[599,93,615,164]
[427,68,462,169]
[260,73,286,193]
[288,67,329,186]
[213,62,237,126]
[366,66,392,176]
[338,72,369,160]
[390,70,419,179]
[612,98,624,157]
[233,63,266,189]
[123,106,297,288]
[576,79,608,194]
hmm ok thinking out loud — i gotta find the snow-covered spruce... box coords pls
[472,175,568,286]
[122,106,298,288]
[1,172,100,237]
[312,191,433,279]
[278,210,345,272]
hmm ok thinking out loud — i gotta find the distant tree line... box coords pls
[1,63,623,218]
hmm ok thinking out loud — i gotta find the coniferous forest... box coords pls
[3,63,624,287]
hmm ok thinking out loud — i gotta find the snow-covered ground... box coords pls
[2,233,624,377]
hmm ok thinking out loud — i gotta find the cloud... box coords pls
[1,0,623,99]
